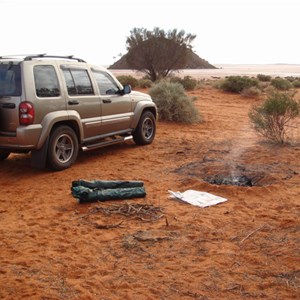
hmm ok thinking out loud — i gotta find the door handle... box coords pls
[103,99,111,103]
[68,100,79,105]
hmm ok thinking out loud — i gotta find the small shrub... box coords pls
[264,85,277,95]
[258,81,270,90]
[257,74,272,82]
[249,91,300,144]
[241,86,261,97]
[169,76,182,84]
[271,77,292,91]
[197,79,207,89]
[212,79,224,89]
[220,76,259,93]
[181,76,197,91]
[169,75,197,91]
[138,78,152,88]
[292,80,300,88]
[116,75,138,88]
[149,81,201,123]
[285,76,297,82]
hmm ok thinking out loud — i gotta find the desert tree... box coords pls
[125,27,196,81]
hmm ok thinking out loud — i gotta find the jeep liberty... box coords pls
[0,54,157,171]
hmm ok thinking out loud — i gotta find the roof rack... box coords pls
[24,54,86,63]
[0,53,48,59]
[0,54,85,63]
[0,55,25,59]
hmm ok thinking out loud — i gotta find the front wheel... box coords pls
[133,111,156,145]
[0,150,10,161]
[47,125,78,171]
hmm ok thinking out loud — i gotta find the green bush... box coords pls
[264,85,277,95]
[258,81,270,90]
[149,81,201,123]
[249,91,300,144]
[181,76,198,91]
[212,79,224,89]
[292,80,300,88]
[220,76,259,93]
[285,76,298,82]
[116,75,139,88]
[169,75,197,91]
[271,77,292,91]
[257,74,272,82]
[169,76,182,84]
[138,78,153,88]
[241,86,261,97]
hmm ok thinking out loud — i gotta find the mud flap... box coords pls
[30,137,49,169]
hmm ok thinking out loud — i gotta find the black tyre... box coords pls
[47,125,78,171]
[0,150,10,161]
[133,111,156,145]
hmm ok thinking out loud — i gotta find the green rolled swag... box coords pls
[71,180,146,203]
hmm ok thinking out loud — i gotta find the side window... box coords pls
[34,65,60,97]
[62,68,94,95]
[92,71,120,96]
[62,69,77,95]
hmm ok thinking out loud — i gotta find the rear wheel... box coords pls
[133,111,156,145]
[47,125,78,171]
[0,150,10,161]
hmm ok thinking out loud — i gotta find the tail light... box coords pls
[19,102,34,125]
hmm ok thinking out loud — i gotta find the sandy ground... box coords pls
[0,84,299,300]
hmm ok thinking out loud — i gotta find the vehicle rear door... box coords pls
[0,62,22,134]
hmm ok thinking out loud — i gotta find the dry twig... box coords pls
[239,224,266,245]
[94,221,124,229]
[83,202,164,222]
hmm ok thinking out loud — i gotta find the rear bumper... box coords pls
[0,124,42,151]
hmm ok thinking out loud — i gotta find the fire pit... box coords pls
[204,174,253,187]
[174,159,274,187]
[174,146,296,187]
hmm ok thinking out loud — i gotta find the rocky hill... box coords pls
[108,49,216,69]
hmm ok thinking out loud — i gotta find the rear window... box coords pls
[0,63,22,96]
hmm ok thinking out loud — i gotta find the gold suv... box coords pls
[0,54,157,170]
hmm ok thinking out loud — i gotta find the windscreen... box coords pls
[0,62,22,97]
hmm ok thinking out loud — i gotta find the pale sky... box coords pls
[1,0,299,67]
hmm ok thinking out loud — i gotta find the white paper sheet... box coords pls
[169,190,227,208]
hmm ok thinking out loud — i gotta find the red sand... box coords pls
[0,86,299,299]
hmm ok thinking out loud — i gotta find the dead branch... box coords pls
[165,216,169,226]
[94,221,124,229]
[83,202,164,222]
[239,224,266,245]
[225,284,243,291]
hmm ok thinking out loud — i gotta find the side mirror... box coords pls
[123,84,131,95]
